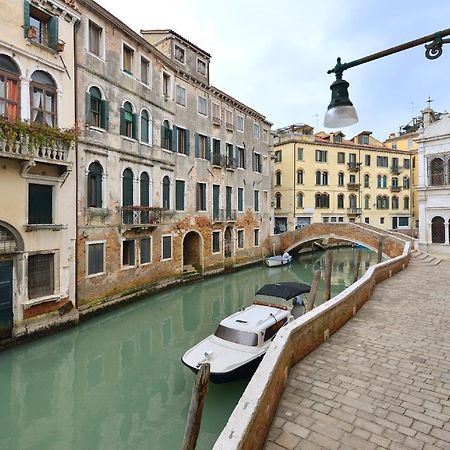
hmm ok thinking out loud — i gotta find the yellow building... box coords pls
[272,124,414,232]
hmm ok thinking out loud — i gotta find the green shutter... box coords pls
[195,133,199,157]
[168,128,173,151]
[196,183,201,211]
[160,125,165,148]
[176,180,185,211]
[100,100,109,130]
[172,125,178,152]
[205,137,211,161]
[132,113,138,139]
[185,129,190,155]
[243,148,246,169]
[48,16,58,49]
[120,108,126,136]
[24,0,30,38]
[85,92,91,126]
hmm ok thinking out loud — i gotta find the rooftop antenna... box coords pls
[426,96,434,109]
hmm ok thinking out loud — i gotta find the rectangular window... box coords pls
[362,135,369,145]
[380,217,385,224]
[87,242,104,276]
[163,73,170,97]
[297,147,303,161]
[141,57,150,85]
[176,85,186,106]
[403,158,410,169]
[225,109,233,128]
[253,122,261,138]
[28,183,53,224]
[398,217,409,227]
[348,153,357,163]
[236,115,244,132]
[29,5,58,49]
[175,180,185,211]
[254,190,259,212]
[197,58,206,75]
[162,236,172,260]
[28,253,54,299]
[253,152,262,173]
[196,183,207,211]
[122,240,135,267]
[212,102,220,120]
[274,150,282,163]
[237,230,244,249]
[237,187,244,212]
[237,147,246,169]
[197,96,207,115]
[315,149,327,162]
[176,127,189,155]
[197,134,209,159]
[122,44,134,75]
[365,217,370,224]
[174,45,185,63]
[212,231,220,253]
[377,156,388,167]
[337,152,345,163]
[140,238,151,264]
[88,20,102,57]
[365,154,371,166]
[254,229,260,247]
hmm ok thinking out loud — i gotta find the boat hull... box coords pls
[264,256,292,267]
[181,354,264,384]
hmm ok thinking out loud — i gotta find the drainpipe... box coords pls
[293,144,296,231]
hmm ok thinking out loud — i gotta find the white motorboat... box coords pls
[265,252,292,267]
[181,282,311,383]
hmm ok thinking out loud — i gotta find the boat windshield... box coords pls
[214,325,259,347]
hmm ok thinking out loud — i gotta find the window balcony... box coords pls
[121,206,165,228]
[390,186,402,193]
[390,165,402,174]
[212,116,222,127]
[347,162,361,172]
[225,122,234,132]
[212,153,224,167]
[212,209,237,222]
[347,182,361,191]
[347,207,362,216]
[225,156,236,170]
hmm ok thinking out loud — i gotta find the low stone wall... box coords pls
[213,236,411,450]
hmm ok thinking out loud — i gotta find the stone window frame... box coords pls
[427,152,450,186]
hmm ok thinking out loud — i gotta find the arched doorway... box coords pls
[224,226,233,258]
[183,231,202,271]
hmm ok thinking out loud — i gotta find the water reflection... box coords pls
[0,248,377,450]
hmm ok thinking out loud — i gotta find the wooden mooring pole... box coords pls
[306,270,321,312]
[322,251,333,303]
[377,239,383,263]
[181,363,210,450]
[353,250,362,283]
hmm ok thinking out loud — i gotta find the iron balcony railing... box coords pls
[225,155,236,169]
[347,207,362,215]
[212,152,224,167]
[390,186,402,192]
[390,165,402,174]
[212,209,237,222]
[346,182,361,190]
[347,162,361,172]
[121,206,165,226]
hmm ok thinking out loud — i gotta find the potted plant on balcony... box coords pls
[27,26,38,40]
[55,40,65,52]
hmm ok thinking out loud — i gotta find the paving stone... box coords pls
[430,427,450,443]
[307,431,340,450]
[387,411,414,428]
[412,420,432,435]
[276,431,301,449]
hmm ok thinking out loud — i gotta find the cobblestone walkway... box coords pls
[266,260,450,450]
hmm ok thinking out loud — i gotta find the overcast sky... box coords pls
[96,0,450,140]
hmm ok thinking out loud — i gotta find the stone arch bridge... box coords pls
[267,223,414,258]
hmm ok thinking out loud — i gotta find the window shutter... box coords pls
[195,133,199,157]
[24,0,30,38]
[120,108,126,136]
[185,129,190,155]
[172,125,178,152]
[252,151,255,171]
[243,148,246,169]
[85,92,91,126]
[205,136,211,161]
[168,128,173,151]
[48,16,58,49]
[132,113,138,139]
[176,180,185,210]
[160,124,165,148]
[196,183,200,211]
[100,100,109,130]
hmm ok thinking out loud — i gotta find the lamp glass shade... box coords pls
[324,105,358,128]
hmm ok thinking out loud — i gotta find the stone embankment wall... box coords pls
[213,230,411,450]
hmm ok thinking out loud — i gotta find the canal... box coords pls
[0,247,378,450]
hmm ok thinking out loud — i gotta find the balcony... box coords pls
[225,122,234,132]
[121,206,165,228]
[347,162,361,172]
[347,182,361,191]
[225,155,236,170]
[390,165,402,174]
[390,186,402,193]
[347,207,362,216]
[212,116,222,127]
[212,153,224,167]
[213,209,236,222]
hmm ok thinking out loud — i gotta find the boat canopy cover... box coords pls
[255,282,311,300]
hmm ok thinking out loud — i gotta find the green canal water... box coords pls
[0,248,378,450]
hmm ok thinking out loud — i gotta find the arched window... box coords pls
[140,109,150,144]
[337,193,344,209]
[431,216,445,243]
[430,158,444,185]
[30,70,56,126]
[349,194,357,208]
[140,172,150,207]
[377,175,382,188]
[0,55,20,119]
[275,192,282,209]
[376,195,383,209]
[296,169,303,184]
[296,192,303,208]
[122,168,134,224]
[322,193,329,208]
[120,101,135,138]
[87,162,103,208]
[383,195,389,209]
[364,174,370,188]
[87,86,107,129]
[315,170,321,185]
[382,175,387,188]
[162,176,170,209]
[364,195,370,210]
[322,171,328,186]
[275,170,282,186]
[161,120,172,150]
[392,195,399,209]
[338,172,344,187]
[403,176,410,189]
[403,196,409,210]
[315,192,321,208]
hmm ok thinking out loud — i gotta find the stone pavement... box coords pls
[266,259,450,450]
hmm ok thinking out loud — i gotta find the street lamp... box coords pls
[324,28,450,128]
